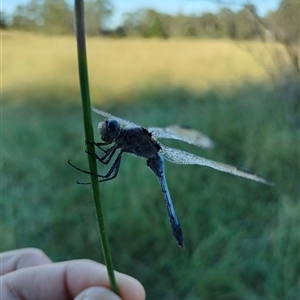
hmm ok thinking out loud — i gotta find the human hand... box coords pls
[1,248,145,300]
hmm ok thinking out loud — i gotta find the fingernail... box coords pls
[75,286,121,300]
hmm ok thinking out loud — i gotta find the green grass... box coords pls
[2,80,299,299]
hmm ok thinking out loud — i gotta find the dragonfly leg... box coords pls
[86,140,114,156]
[68,160,107,184]
[147,155,184,247]
[86,144,118,164]
[68,150,123,184]
[98,151,123,183]
[86,140,107,149]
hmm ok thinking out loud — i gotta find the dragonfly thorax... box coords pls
[98,119,121,144]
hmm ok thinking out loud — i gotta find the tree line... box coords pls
[0,0,297,41]
[1,0,298,72]
[2,0,112,35]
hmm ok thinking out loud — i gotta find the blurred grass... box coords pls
[2,78,299,299]
[3,30,286,103]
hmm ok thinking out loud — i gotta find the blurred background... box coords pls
[2,0,299,299]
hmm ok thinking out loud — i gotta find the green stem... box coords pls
[74,0,119,295]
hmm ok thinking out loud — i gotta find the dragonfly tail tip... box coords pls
[177,239,184,249]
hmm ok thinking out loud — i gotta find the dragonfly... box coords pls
[69,108,273,248]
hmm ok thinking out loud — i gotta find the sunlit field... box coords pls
[3,30,299,299]
[3,30,283,102]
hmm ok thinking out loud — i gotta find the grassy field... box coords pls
[2,31,299,299]
[3,30,284,102]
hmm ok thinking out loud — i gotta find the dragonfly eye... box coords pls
[98,119,120,143]
[107,119,120,135]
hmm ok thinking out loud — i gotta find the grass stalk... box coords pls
[74,0,119,295]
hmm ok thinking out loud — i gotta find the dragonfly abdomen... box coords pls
[147,155,184,247]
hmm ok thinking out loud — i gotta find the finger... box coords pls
[1,248,52,275]
[2,259,145,300]
[74,286,122,300]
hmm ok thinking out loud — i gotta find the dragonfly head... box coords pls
[98,119,121,144]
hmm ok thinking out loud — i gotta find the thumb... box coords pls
[74,286,122,300]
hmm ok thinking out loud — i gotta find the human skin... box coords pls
[1,248,145,300]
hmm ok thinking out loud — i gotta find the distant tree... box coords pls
[123,9,168,38]
[85,0,112,36]
[123,11,143,36]
[272,0,299,73]
[198,13,222,38]
[245,0,300,75]
[183,21,197,37]
[218,8,237,39]
[99,26,126,38]
[11,0,112,35]
[142,10,168,38]
[12,0,43,31]
[166,14,188,37]
[235,5,263,40]
[42,0,72,34]
[0,11,8,29]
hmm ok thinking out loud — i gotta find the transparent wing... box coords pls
[149,125,215,149]
[92,107,138,128]
[160,144,274,185]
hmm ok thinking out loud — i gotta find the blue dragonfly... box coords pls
[70,108,273,247]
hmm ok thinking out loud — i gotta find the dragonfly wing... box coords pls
[92,107,138,128]
[149,125,214,149]
[160,144,274,185]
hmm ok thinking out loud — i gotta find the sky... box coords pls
[2,0,281,28]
